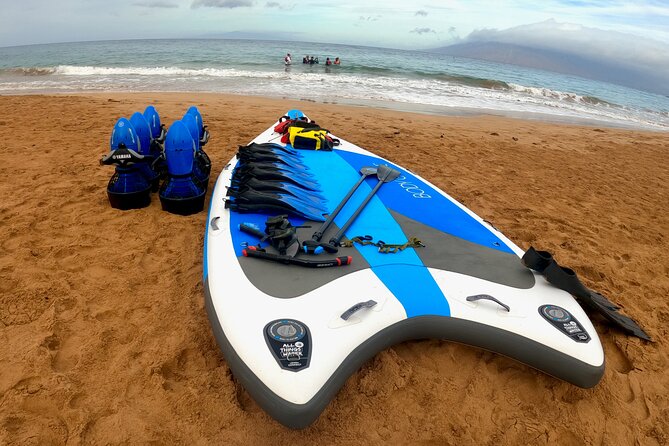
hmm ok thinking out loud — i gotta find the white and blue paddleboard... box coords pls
[203,111,605,429]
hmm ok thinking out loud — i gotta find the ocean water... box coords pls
[1,39,668,130]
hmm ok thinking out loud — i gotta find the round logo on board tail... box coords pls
[539,305,590,343]
[265,319,311,371]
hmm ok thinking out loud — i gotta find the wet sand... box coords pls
[1,93,668,445]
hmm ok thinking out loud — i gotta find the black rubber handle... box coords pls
[341,300,378,320]
[466,294,511,312]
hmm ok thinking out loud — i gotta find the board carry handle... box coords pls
[340,300,378,321]
[466,294,511,312]
[210,216,221,231]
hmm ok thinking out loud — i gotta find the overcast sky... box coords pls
[1,0,668,50]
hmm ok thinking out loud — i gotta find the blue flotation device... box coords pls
[143,105,164,141]
[181,112,201,151]
[181,113,210,188]
[143,105,167,176]
[101,117,153,210]
[185,106,212,172]
[159,120,207,215]
[186,106,210,146]
[286,109,305,120]
[130,112,161,191]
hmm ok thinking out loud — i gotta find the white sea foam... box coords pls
[2,64,667,130]
[54,65,236,77]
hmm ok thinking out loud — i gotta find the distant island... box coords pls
[430,41,668,96]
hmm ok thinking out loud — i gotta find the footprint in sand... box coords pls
[606,340,634,374]
[51,333,81,373]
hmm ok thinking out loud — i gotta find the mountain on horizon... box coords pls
[431,41,667,96]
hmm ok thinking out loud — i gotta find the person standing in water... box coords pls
[334,57,340,65]
[284,53,292,65]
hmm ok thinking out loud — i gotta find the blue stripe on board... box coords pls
[228,147,450,317]
[373,265,451,317]
[335,150,514,255]
[298,150,450,317]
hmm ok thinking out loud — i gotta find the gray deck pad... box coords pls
[238,210,534,298]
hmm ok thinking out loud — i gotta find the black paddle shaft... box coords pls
[329,165,400,246]
[311,167,377,242]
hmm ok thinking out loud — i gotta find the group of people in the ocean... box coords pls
[302,55,340,65]
[284,53,340,66]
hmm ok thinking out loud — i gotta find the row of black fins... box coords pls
[100,106,211,215]
[225,142,328,222]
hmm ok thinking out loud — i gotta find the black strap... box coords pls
[522,247,651,341]
[521,246,553,272]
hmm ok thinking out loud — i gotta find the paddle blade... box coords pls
[376,164,401,182]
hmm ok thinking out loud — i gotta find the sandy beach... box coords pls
[1,92,668,445]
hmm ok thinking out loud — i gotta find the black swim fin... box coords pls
[243,143,302,161]
[237,151,309,172]
[240,143,303,161]
[234,177,326,199]
[523,247,651,341]
[227,185,328,212]
[231,166,321,191]
[234,161,315,180]
[542,261,651,341]
[226,200,326,222]
[228,178,327,206]
[226,186,326,221]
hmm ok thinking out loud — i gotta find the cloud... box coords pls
[191,0,253,8]
[358,15,381,22]
[410,27,436,35]
[464,19,669,75]
[265,1,294,9]
[133,1,179,7]
[415,10,428,16]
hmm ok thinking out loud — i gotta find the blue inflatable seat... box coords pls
[159,120,207,215]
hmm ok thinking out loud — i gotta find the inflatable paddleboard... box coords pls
[203,111,605,429]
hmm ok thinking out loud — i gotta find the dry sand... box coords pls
[0,93,668,445]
